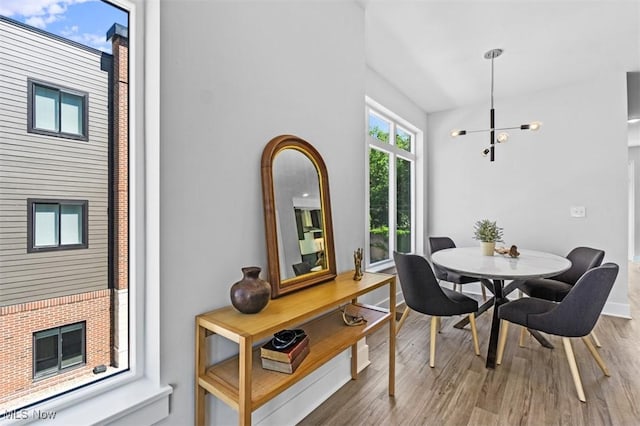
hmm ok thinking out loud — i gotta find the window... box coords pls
[1,1,170,422]
[27,199,88,252]
[366,102,417,267]
[34,322,86,378]
[27,79,89,140]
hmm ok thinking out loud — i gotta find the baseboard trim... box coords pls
[602,301,632,319]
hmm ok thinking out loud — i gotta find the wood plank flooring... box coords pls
[299,263,640,425]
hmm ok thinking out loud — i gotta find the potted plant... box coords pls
[473,219,504,256]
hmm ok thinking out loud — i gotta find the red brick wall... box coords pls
[0,290,111,408]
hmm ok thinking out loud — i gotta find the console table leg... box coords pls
[351,343,358,379]
[238,336,253,426]
[195,324,207,426]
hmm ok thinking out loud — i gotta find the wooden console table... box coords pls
[195,271,396,425]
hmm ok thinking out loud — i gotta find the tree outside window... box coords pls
[367,107,415,266]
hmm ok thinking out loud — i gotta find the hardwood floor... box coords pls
[299,263,640,425]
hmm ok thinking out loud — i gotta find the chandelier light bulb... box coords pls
[529,121,542,131]
[481,148,491,157]
[497,132,509,143]
[451,129,467,137]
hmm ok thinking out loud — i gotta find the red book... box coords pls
[260,334,309,363]
[261,344,310,374]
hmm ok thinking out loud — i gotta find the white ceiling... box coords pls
[364,1,640,113]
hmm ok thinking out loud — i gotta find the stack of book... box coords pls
[260,333,310,374]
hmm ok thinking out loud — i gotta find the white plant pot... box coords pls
[480,242,495,256]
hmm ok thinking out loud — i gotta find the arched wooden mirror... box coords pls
[262,135,336,298]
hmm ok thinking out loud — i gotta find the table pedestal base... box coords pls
[452,279,554,368]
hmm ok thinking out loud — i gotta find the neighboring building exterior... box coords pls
[0,16,128,408]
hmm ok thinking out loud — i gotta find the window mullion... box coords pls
[388,152,396,255]
[57,203,62,247]
[57,90,62,134]
[57,329,63,372]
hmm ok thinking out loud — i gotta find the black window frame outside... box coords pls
[33,321,86,380]
[27,78,89,141]
[27,199,89,253]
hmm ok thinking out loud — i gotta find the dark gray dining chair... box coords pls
[496,262,618,402]
[292,262,312,276]
[515,246,605,347]
[393,251,480,367]
[429,237,489,301]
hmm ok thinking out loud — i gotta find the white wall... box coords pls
[427,72,630,317]
[158,1,366,424]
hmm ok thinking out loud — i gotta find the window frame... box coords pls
[33,322,86,379]
[365,99,419,271]
[27,78,89,141]
[7,1,172,424]
[27,199,88,252]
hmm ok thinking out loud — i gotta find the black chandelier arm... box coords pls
[453,125,536,135]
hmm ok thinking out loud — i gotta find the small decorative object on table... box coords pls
[353,247,363,280]
[261,329,309,374]
[472,219,504,256]
[495,244,520,258]
[229,266,271,314]
[341,304,367,326]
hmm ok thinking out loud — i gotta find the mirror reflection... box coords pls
[272,149,325,281]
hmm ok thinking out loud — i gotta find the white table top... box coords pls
[431,247,572,281]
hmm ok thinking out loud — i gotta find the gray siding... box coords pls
[0,18,111,306]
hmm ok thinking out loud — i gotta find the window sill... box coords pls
[20,378,172,425]
[366,259,395,273]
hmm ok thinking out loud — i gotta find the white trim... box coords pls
[602,301,632,319]
[7,1,172,423]
[365,96,422,268]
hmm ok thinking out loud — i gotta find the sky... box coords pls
[0,0,128,53]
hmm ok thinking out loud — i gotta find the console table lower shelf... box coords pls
[195,271,396,426]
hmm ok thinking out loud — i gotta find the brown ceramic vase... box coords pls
[230,266,271,314]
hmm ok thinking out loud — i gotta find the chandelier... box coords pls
[450,48,541,162]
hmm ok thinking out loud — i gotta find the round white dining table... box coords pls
[431,247,571,368]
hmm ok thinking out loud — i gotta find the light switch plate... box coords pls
[570,206,586,218]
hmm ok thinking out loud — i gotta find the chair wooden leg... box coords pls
[496,320,509,365]
[519,326,527,348]
[396,307,411,336]
[582,336,610,376]
[430,316,438,367]
[590,330,602,348]
[563,337,586,402]
[468,313,480,356]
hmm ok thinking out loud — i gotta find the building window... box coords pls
[27,79,89,141]
[34,322,86,379]
[27,199,88,252]
[366,102,416,267]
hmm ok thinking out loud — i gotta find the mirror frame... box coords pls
[261,134,337,298]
